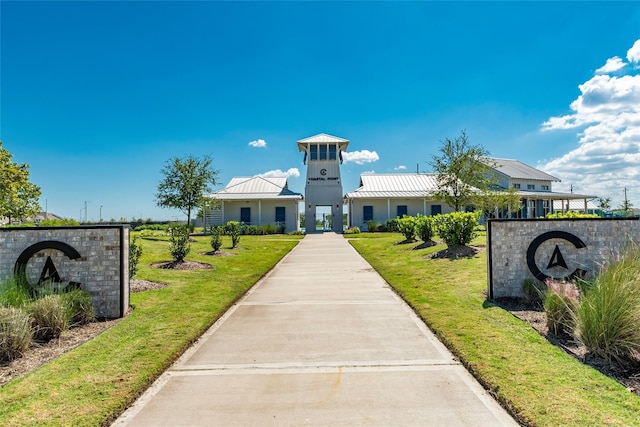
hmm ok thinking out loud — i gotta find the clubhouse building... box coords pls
[205,134,596,232]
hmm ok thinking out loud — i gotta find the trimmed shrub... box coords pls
[544,280,579,336]
[210,225,223,252]
[0,307,32,362]
[226,221,241,248]
[385,218,399,233]
[545,211,600,219]
[415,215,435,242]
[344,226,361,235]
[29,295,68,341]
[169,225,191,262]
[574,245,640,363]
[397,216,417,241]
[366,220,380,232]
[61,290,95,326]
[129,236,143,278]
[433,211,480,248]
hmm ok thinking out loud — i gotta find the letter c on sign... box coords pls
[14,241,82,283]
[526,231,586,282]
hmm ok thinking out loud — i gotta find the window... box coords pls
[527,184,535,190]
[430,205,442,215]
[363,206,373,222]
[275,207,285,223]
[240,207,251,224]
[310,144,318,161]
[319,144,327,160]
[513,183,521,189]
[329,144,337,160]
[543,200,550,216]
[397,205,408,217]
[541,185,550,191]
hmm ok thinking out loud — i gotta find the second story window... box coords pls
[541,185,550,191]
[329,144,337,160]
[527,184,535,190]
[319,144,327,160]
[513,183,521,189]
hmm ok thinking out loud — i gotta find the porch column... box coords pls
[387,198,391,221]
[258,200,262,225]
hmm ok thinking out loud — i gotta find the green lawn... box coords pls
[0,234,301,427]
[347,232,640,427]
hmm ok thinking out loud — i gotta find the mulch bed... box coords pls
[150,260,212,270]
[496,298,640,396]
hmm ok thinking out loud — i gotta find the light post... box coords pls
[100,205,103,222]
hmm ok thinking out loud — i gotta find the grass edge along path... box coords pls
[348,233,640,427]
[0,235,301,427]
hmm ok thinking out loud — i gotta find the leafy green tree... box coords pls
[597,197,611,211]
[226,221,241,249]
[476,187,523,218]
[156,155,218,227]
[0,142,41,224]
[429,131,495,211]
[619,198,634,217]
[169,225,191,262]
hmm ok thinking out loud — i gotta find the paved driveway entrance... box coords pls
[114,233,517,426]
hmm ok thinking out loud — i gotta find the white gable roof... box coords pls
[209,176,303,200]
[297,133,349,152]
[552,199,599,211]
[345,173,440,199]
[487,158,560,182]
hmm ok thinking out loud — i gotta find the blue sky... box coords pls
[1,1,639,221]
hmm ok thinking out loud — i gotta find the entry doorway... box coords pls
[315,205,332,232]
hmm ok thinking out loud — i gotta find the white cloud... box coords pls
[342,149,380,165]
[257,168,300,178]
[248,139,267,148]
[394,165,407,170]
[539,39,640,207]
[595,56,626,74]
[628,39,640,64]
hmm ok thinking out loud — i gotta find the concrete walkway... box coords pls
[114,233,518,426]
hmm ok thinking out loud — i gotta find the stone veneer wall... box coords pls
[0,225,129,318]
[487,218,640,299]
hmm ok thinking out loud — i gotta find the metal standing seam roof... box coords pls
[344,174,441,199]
[208,176,303,200]
[297,133,350,152]
[552,199,599,210]
[487,157,560,182]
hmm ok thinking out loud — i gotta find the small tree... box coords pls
[156,155,218,227]
[476,187,523,218]
[210,225,223,253]
[169,225,191,262]
[226,221,241,249]
[597,197,611,211]
[429,131,495,212]
[129,236,143,278]
[0,142,41,223]
[619,197,634,217]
